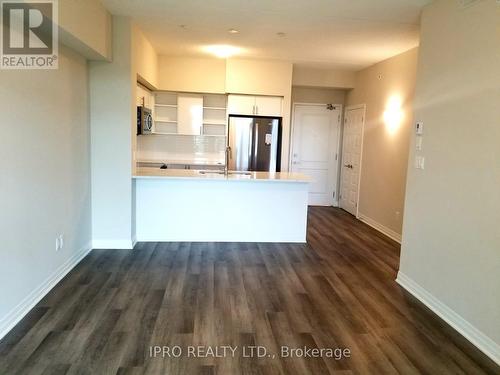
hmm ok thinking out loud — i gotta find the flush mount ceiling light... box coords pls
[277,32,286,37]
[202,44,242,58]
[228,29,239,34]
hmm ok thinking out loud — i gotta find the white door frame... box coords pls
[340,104,366,218]
[290,102,343,206]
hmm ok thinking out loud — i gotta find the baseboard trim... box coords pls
[396,272,500,366]
[0,243,92,341]
[92,239,134,249]
[136,238,307,244]
[358,213,402,243]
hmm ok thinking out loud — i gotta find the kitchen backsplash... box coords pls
[136,135,226,162]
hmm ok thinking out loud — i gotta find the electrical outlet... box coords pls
[415,156,425,170]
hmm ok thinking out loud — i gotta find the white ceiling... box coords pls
[100,0,431,71]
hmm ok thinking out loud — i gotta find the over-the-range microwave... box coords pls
[137,106,153,135]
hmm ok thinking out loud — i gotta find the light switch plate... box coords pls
[416,122,424,135]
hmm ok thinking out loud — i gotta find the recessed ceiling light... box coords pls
[277,32,286,37]
[179,24,187,29]
[202,44,242,58]
[228,29,239,34]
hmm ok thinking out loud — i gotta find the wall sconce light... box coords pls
[383,96,404,135]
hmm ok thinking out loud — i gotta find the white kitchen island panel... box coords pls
[134,171,309,243]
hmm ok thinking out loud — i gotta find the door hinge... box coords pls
[333,191,336,199]
[335,153,338,161]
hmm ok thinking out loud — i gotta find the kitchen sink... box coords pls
[198,171,225,175]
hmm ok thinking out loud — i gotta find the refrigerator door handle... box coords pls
[252,123,259,170]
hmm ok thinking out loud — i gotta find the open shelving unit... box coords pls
[202,94,227,137]
[150,92,228,137]
[154,92,178,134]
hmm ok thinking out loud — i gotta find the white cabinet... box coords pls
[137,84,153,108]
[255,96,283,116]
[227,95,256,115]
[177,94,203,135]
[227,94,283,117]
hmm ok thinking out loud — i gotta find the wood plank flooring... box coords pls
[0,207,498,374]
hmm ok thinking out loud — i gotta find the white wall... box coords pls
[158,56,226,93]
[90,17,135,249]
[134,27,159,88]
[59,0,112,60]
[292,66,356,89]
[399,0,500,364]
[346,48,418,238]
[292,86,346,105]
[0,45,92,338]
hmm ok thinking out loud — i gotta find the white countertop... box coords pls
[133,167,310,183]
[137,158,224,166]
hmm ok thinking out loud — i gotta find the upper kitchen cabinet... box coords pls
[228,94,283,117]
[255,96,283,116]
[227,95,255,115]
[137,84,154,108]
[177,94,203,136]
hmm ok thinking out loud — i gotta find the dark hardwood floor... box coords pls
[0,207,498,374]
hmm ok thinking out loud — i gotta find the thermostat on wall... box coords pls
[416,122,424,135]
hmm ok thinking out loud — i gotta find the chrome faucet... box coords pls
[224,146,231,176]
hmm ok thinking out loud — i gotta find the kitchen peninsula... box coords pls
[133,167,310,243]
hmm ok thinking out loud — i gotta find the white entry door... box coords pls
[291,104,341,206]
[340,105,365,216]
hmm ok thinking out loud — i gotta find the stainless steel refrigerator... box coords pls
[228,115,282,172]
